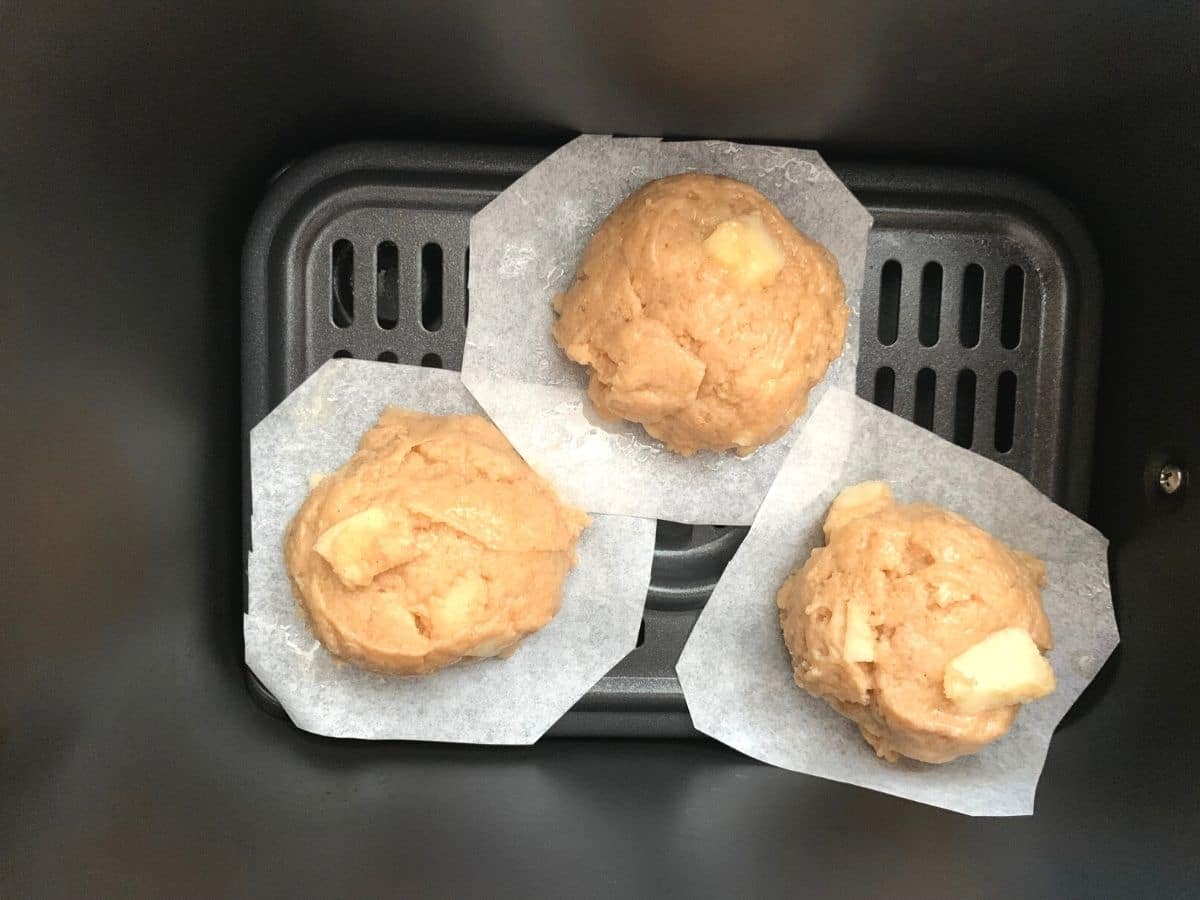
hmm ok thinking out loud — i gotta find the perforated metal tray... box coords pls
[242,141,1102,737]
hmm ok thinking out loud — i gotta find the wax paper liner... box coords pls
[462,134,872,525]
[676,388,1118,814]
[245,358,656,743]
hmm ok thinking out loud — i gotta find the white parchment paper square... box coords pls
[462,134,872,525]
[245,359,657,743]
[676,388,1118,815]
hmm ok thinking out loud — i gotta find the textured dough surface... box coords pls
[284,408,589,675]
[552,173,847,456]
[777,482,1054,764]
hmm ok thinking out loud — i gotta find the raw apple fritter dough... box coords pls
[284,408,589,675]
[552,173,847,456]
[777,482,1055,764]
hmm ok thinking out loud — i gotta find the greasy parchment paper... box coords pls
[245,358,656,743]
[462,134,873,525]
[676,389,1118,815]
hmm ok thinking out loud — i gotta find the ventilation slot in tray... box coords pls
[315,228,468,369]
[860,251,1037,470]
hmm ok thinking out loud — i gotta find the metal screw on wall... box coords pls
[1158,464,1185,496]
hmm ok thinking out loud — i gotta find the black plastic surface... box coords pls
[242,143,1101,736]
[5,3,1199,897]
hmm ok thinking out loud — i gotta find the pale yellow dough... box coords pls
[284,408,589,675]
[777,482,1055,764]
[552,173,847,456]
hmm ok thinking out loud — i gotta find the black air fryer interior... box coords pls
[3,4,1197,897]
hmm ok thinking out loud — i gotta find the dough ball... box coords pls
[552,173,847,456]
[284,408,589,675]
[777,482,1055,764]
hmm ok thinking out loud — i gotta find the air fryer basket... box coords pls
[242,142,1101,736]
